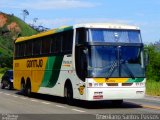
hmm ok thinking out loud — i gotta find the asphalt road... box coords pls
[0,88,160,120]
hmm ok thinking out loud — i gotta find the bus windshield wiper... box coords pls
[106,60,118,79]
[121,60,135,79]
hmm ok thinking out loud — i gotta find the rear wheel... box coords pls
[25,81,31,97]
[20,82,25,95]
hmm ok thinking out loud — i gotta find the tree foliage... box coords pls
[146,43,160,82]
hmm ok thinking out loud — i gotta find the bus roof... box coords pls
[74,23,140,30]
[15,26,73,43]
[15,23,139,43]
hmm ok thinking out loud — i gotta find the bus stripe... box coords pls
[41,57,56,87]
[126,78,144,83]
[40,56,64,88]
[47,56,64,87]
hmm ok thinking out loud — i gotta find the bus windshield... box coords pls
[87,45,145,78]
[89,29,142,43]
[75,28,145,79]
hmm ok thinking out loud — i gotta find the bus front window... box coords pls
[87,46,145,78]
[89,29,142,43]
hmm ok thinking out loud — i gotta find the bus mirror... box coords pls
[83,48,88,55]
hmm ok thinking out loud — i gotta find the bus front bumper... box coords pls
[85,87,145,101]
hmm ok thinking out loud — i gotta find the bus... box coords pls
[13,23,147,105]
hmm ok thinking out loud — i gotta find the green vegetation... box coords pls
[0,12,38,72]
[6,14,38,37]
[145,43,160,96]
[146,80,160,96]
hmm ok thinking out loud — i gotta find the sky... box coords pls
[0,0,160,44]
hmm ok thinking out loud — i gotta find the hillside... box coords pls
[0,12,38,57]
[0,12,38,70]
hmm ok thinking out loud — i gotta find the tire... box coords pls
[20,82,25,95]
[1,80,5,89]
[25,81,31,97]
[65,84,74,105]
[111,100,123,106]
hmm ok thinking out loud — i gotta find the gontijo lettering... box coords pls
[27,59,43,68]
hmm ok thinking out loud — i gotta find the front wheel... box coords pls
[65,85,74,105]
[25,82,31,97]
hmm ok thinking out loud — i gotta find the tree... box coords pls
[22,9,29,22]
[33,18,38,24]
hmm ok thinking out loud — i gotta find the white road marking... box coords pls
[12,95,18,98]
[31,99,39,102]
[20,97,27,100]
[72,109,86,113]
[144,97,160,102]
[4,93,11,96]
[41,102,50,105]
[56,105,67,108]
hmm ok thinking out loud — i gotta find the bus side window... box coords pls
[33,39,41,56]
[16,43,25,58]
[62,30,73,54]
[50,35,55,53]
[15,44,19,58]
[25,41,32,57]
[20,43,25,57]
[42,37,51,54]
[50,33,62,54]
[55,34,62,54]
[76,28,86,45]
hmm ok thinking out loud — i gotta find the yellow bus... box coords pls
[14,23,147,105]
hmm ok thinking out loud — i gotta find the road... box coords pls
[0,88,160,120]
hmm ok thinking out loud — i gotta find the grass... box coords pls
[146,80,160,96]
[0,73,2,82]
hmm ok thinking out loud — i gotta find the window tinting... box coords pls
[76,28,86,44]
[25,41,32,56]
[15,29,73,59]
[33,39,41,55]
[42,37,52,54]
[62,30,73,52]
[89,29,141,43]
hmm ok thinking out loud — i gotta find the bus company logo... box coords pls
[27,59,43,68]
[78,85,85,95]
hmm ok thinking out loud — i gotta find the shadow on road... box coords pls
[15,91,142,109]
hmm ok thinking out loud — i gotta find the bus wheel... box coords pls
[25,81,31,97]
[111,100,123,106]
[20,81,25,95]
[65,84,74,105]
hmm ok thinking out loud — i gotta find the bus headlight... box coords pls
[88,83,103,87]
[88,83,93,87]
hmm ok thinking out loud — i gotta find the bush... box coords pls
[146,44,160,82]
[0,67,10,74]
